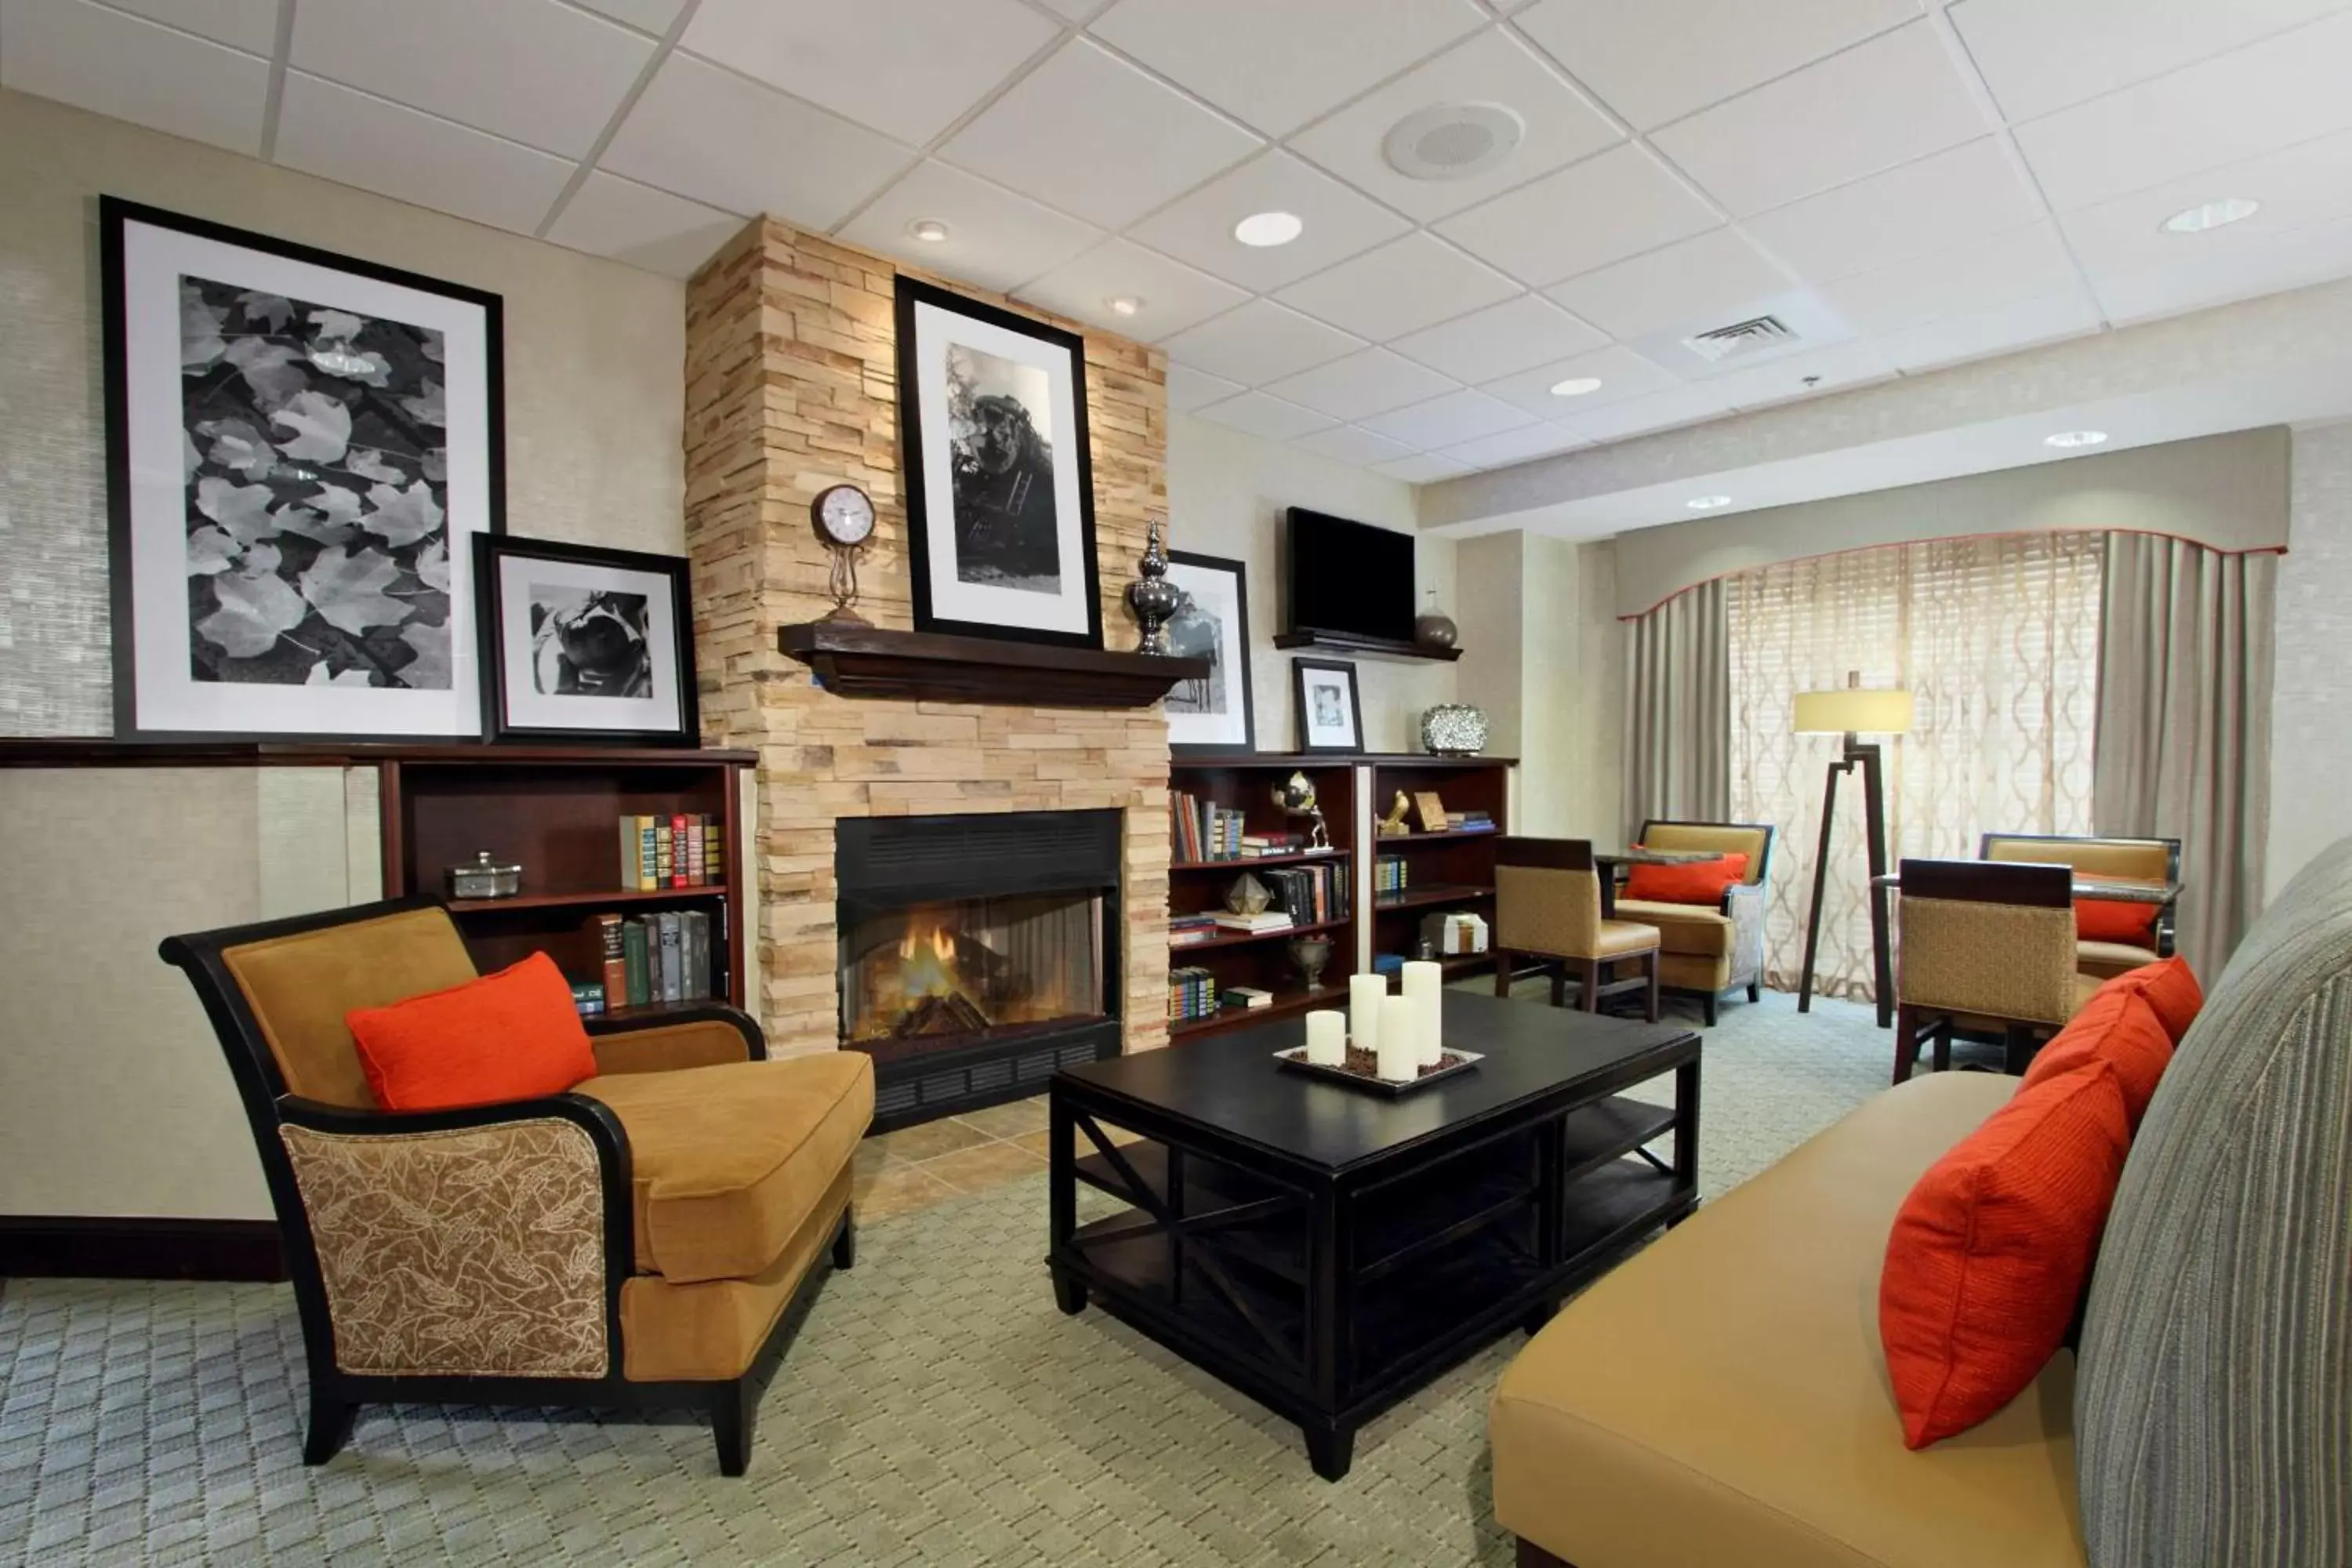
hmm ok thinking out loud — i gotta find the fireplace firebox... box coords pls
[836,811,1121,1128]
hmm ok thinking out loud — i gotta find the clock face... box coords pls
[813,484,875,546]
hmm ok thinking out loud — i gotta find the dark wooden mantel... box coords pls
[779,623,1208,709]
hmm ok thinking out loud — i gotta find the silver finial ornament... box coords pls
[1127,519,1181,655]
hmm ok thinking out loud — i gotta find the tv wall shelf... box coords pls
[1272,629,1463,662]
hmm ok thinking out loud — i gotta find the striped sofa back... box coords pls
[2076,836,2352,1567]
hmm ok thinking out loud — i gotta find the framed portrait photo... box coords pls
[895,278,1102,648]
[1292,658,1364,754]
[101,197,504,740]
[1163,550,1254,755]
[474,537,696,746]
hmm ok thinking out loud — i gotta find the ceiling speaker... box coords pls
[1383,103,1526,182]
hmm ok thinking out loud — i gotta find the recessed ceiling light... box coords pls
[1108,296,1142,318]
[1686,495,1733,511]
[1233,211,1303,248]
[1548,376,1602,398]
[2045,430,2108,449]
[906,218,950,243]
[2161,198,2259,234]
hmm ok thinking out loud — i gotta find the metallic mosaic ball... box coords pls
[1420,704,1490,757]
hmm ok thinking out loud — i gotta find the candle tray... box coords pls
[1273,1044,1483,1097]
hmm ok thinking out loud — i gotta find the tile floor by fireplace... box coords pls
[851,1094,1143,1222]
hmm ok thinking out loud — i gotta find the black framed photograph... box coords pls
[1293,658,1365,754]
[101,196,505,739]
[474,536,695,746]
[895,277,1102,648]
[1163,550,1255,755]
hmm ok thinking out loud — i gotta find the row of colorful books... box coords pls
[591,910,717,1008]
[1258,861,1350,925]
[1171,792,1247,863]
[615,813,724,891]
[1168,965,1220,1022]
[1375,855,1410,896]
[1443,810,1496,833]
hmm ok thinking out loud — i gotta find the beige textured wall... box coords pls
[1606,427,2292,617]
[2267,421,2352,898]
[1167,413,1455,753]
[0,86,688,735]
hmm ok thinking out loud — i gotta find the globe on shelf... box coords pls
[1271,770,1330,850]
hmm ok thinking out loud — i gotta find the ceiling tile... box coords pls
[1436,143,1719,286]
[2058,127,2352,280]
[291,0,652,158]
[2089,209,2352,325]
[1650,22,1989,217]
[1288,29,1622,222]
[1375,452,1474,482]
[1159,299,1365,385]
[1014,238,1249,339]
[1089,0,1487,136]
[1545,227,1794,340]
[1167,364,1246,412]
[274,72,574,234]
[680,0,1056,147]
[938,38,1261,229]
[1558,382,1736,444]
[1515,0,1918,132]
[1479,344,1682,417]
[1192,391,1338,442]
[544,171,744,278]
[837,161,1102,293]
[1389,294,1608,383]
[2014,9,2352,212]
[601,53,910,228]
[1951,0,2347,123]
[565,0,688,34]
[1359,388,1535,447]
[1127,152,1410,293]
[100,0,280,53]
[1293,425,1418,466]
[1275,234,1523,341]
[1441,423,1586,469]
[0,0,269,156]
[1743,138,2045,284]
[1823,223,2080,335]
[1701,339,1894,408]
[1261,348,1461,423]
[1871,284,2102,372]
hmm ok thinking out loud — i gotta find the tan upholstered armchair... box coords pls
[1493,837,1663,1020]
[1893,858,2100,1085]
[1610,820,1776,1025]
[161,895,873,1475]
[1981,831,2180,978]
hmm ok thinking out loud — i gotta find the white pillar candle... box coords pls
[1349,973,1388,1057]
[1376,994,1421,1082]
[1304,1009,1345,1067]
[1401,960,1444,1066]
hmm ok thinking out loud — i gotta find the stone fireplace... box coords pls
[682,218,1172,1073]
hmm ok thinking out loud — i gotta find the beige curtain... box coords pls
[2095,535,2276,984]
[1622,579,1729,839]
[1728,534,2103,1000]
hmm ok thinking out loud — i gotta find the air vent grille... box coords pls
[1682,314,1798,363]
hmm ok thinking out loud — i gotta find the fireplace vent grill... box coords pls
[873,1036,1103,1122]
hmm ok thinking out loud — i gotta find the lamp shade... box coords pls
[1793,687,1914,735]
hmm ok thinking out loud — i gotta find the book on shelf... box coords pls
[1167,964,1219,1023]
[1255,861,1350,926]
[1376,855,1409,895]
[621,918,651,1007]
[1169,790,1250,863]
[615,812,722,891]
[594,913,627,1005]
[657,913,684,1003]
[1445,810,1497,833]
[1221,986,1273,1011]
[570,981,607,1017]
[1210,910,1295,932]
[672,811,692,888]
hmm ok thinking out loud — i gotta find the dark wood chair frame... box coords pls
[1490,837,1661,1023]
[1631,818,1778,1026]
[159,892,852,1476]
[1978,830,2182,959]
[1890,858,2074,1085]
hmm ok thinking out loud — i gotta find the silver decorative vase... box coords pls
[1126,518,1181,655]
[1414,588,1459,652]
[1288,933,1333,989]
[1420,703,1490,757]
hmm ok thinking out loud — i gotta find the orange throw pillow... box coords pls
[2023,987,2174,1129]
[1879,1062,2132,1449]
[347,952,597,1112]
[2075,898,2159,945]
[2103,954,2201,1044]
[1624,849,1748,906]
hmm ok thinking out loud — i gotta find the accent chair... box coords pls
[160,895,873,1475]
[1891,858,2100,1085]
[1609,819,1776,1025]
[1980,832,2180,979]
[1493,837,1662,1022]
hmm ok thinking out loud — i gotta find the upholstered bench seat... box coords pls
[1610,898,1735,957]
[579,1054,873,1285]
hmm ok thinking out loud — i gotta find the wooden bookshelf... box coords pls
[1368,757,1512,979]
[378,747,753,1008]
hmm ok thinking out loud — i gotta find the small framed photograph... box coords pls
[895,277,1102,648]
[1292,658,1364,754]
[1163,550,1255,755]
[473,536,695,746]
[102,197,505,739]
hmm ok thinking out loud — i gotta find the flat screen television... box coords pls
[1283,507,1416,644]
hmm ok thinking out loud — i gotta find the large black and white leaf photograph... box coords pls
[179,276,452,690]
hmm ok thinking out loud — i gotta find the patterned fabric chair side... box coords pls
[1893,858,2081,1084]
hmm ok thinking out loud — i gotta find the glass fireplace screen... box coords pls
[839,891,1105,1050]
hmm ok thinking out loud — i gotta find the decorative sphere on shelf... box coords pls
[1420,704,1490,757]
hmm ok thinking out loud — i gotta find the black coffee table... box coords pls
[1047,991,1700,1479]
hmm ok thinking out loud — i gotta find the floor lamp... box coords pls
[1793,678,1914,1025]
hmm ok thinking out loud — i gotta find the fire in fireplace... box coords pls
[841,892,1104,1054]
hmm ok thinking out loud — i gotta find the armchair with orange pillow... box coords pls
[1979,832,2180,979]
[162,895,873,1476]
[1609,818,1776,1025]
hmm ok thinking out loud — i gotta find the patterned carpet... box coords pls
[0,991,1891,1566]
